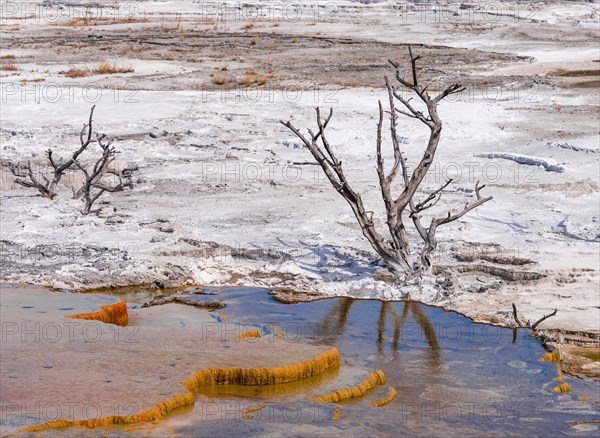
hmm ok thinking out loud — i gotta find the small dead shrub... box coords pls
[213,73,227,85]
[240,69,268,86]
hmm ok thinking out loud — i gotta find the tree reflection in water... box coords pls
[320,298,442,372]
[318,298,354,340]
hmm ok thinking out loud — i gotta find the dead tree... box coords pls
[512,303,557,330]
[280,48,492,275]
[73,134,123,215]
[9,106,98,199]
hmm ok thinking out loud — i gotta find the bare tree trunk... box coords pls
[280,48,492,276]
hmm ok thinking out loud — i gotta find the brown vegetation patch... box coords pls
[62,68,89,78]
[66,17,147,27]
[0,63,17,71]
[94,63,134,74]
[1,30,528,91]
[562,345,600,380]
[548,69,600,77]
[241,68,269,86]
[571,80,600,89]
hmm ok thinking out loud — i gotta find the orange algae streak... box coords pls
[67,302,128,326]
[540,349,561,364]
[237,329,261,340]
[241,404,267,414]
[21,348,340,433]
[23,392,195,432]
[552,383,571,393]
[270,324,286,338]
[540,349,570,393]
[368,386,398,407]
[332,406,341,420]
[182,348,340,391]
[554,363,565,382]
[312,370,386,403]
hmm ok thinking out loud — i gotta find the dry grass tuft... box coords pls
[240,69,268,86]
[94,63,134,74]
[241,73,255,87]
[0,54,16,60]
[254,75,268,85]
[212,73,227,85]
[0,63,18,71]
[62,68,89,78]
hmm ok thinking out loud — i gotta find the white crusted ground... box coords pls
[1,1,598,335]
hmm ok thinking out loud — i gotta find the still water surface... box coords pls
[109,286,599,437]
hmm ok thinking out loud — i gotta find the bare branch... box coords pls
[392,89,431,126]
[408,46,422,89]
[513,303,557,330]
[413,179,453,213]
[531,308,558,330]
[384,78,407,186]
[512,303,525,327]
[434,83,466,103]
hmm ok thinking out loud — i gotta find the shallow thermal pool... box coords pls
[3,285,599,437]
